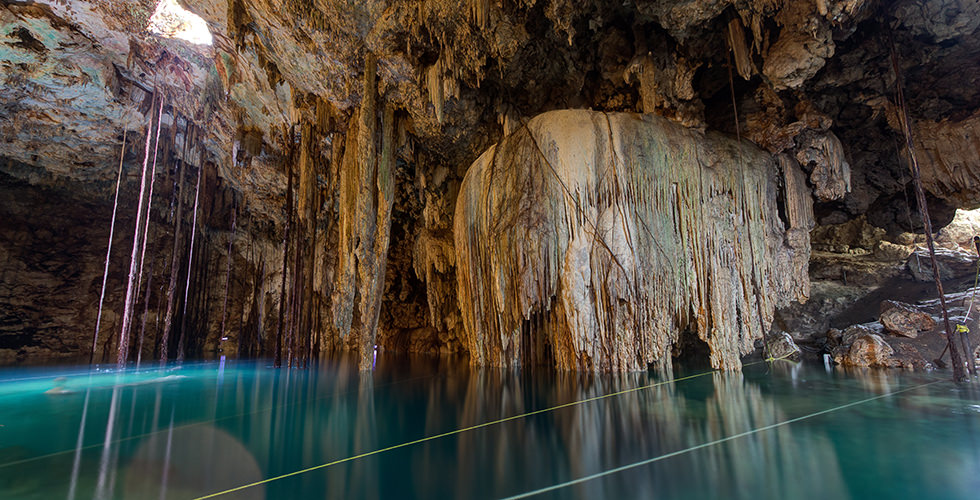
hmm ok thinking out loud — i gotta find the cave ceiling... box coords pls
[0,0,978,228]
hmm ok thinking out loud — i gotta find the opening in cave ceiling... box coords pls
[147,0,212,45]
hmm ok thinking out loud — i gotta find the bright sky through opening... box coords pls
[148,0,213,46]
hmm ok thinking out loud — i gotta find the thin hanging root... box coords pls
[92,129,127,364]
[889,37,973,380]
[160,120,192,363]
[134,96,167,331]
[118,93,161,365]
[135,259,154,367]
[177,142,204,363]
[218,201,237,346]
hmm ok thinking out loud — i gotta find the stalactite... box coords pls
[289,243,303,367]
[358,103,396,369]
[795,131,851,202]
[190,233,213,357]
[118,95,162,366]
[242,258,265,358]
[296,118,320,367]
[92,129,127,364]
[454,110,812,371]
[726,17,754,80]
[326,54,402,369]
[275,133,295,368]
[333,54,378,347]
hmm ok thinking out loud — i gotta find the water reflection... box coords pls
[444,368,849,499]
[0,358,977,499]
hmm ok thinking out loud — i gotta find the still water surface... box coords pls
[1,355,979,499]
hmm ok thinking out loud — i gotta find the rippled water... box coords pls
[0,355,978,499]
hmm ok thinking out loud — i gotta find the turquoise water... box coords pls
[1,355,979,499]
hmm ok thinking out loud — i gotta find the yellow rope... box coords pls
[194,356,799,499]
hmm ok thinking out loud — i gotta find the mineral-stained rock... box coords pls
[454,110,811,371]
[879,300,936,338]
[836,332,896,368]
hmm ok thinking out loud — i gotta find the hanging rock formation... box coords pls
[454,110,812,371]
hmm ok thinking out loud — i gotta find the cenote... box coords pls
[2,356,980,499]
[3,0,980,499]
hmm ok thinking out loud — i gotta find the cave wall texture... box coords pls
[0,0,978,369]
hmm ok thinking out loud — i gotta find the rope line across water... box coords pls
[194,357,797,499]
[502,379,940,499]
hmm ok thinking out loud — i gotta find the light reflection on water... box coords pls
[0,356,978,499]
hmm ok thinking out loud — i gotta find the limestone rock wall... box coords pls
[2,0,980,366]
[454,110,812,371]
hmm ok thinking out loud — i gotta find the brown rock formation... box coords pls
[1,0,980,370]
[454,110,811,371]
[879,300,936,338]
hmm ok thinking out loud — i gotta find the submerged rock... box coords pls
[454,110,812,371]
[879,300,936,338]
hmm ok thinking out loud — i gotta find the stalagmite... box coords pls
[454,110,812,371]
[92,130,127,364]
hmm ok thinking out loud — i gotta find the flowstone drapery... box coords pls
[454,110,813,371]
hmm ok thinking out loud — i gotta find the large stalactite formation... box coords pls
[454,110,811,371]
[0,0,978,370]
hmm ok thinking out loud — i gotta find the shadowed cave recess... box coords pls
[1,0,979,373]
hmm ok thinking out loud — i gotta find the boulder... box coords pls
[879,300,936,338]
[907,247,978,282]
[835,332,897,368]
[765,331,802,361]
